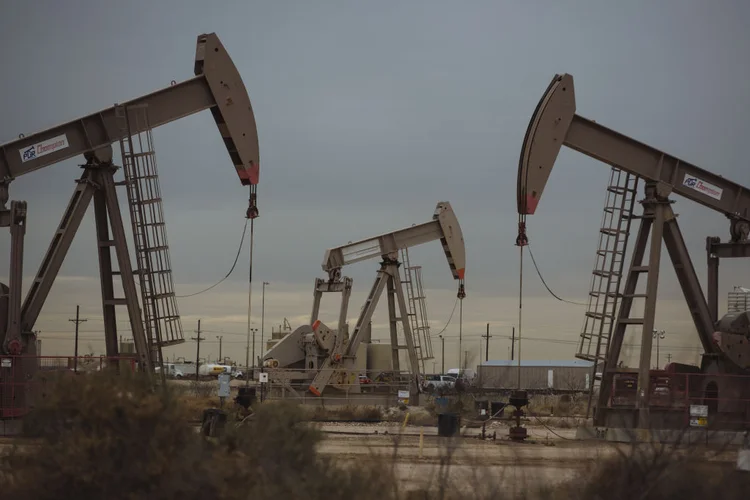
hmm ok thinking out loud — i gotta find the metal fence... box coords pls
[257,368,416,405]
[0,355,137,419]
[607,370,750,429]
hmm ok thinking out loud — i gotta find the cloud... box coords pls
[11,274,712,371]
[1,1,749,372]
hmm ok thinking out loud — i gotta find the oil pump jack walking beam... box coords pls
[518,73,750,428]
[306,201,466,398]
[0,33,260,379]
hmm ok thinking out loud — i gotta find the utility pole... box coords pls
[68,305,87,373]
[216,335,223,361]
[510,326,516,361]
[439,335,445,373]
[191,319,204,381]
[457,287,465,369]
[652,329,666,369]
[251,327,258,369]
[482,323,492,362]
[666,353,672,364]
[262,281,269,357]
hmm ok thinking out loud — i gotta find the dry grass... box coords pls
[542,441,750,500]
[301,404,385,421]
[532,416,586,429]
[303,404,435,424]
[170,383,223,422]
[2,373,749,499]
[0,372,400,500]
[526,394,588,417]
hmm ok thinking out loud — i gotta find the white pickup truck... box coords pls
[155,363,185,379]
[421,374,457,393]
[446,368,477,382]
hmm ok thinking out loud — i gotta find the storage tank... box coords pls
[354,343,368,373]
[367,344,393,373]
[119,341,135,354]
[266,338,280,352]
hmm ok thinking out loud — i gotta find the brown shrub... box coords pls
[3,372,750,500]
[0,373,399,500]
[336,404,357,420]
[545,441,750,500]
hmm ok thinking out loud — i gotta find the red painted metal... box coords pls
[608,368,750,429]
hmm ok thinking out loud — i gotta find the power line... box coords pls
[176,219,249,298]
[526,243,587,306]
[431,297,459,337]
[35,330,705,351]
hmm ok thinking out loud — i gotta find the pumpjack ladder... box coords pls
[400,247,434,373]
[578,167,638,413]
[116,104,184,370]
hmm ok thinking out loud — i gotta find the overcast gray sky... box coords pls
[1,0,749,368]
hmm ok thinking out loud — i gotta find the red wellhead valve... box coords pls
[6,339,23,356]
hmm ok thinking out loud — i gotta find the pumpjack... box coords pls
[0,33,260,416]
[518,73,750,429]
[261,202,466,402]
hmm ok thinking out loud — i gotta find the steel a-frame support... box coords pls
[595,182,714,428]
[0,195,26,354]
[706,232,750,323]
[310,275,353,340]
[308,258,421,402]
[19,147,153,378]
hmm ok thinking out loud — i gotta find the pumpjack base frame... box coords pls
[6,149,153,378]
[576,425,750,445]
[594,184,724,429]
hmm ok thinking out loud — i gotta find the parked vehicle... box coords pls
[446,368,477,382]
[422,374,457,393]
[156,363,184,379]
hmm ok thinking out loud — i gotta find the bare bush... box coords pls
[357,405,384,420]
[303,404,383,421]
[2,372,749,500]
[545,440,750,500]
[0,373,398,500]
[188,380,216,398]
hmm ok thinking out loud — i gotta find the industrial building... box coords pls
[478,360,594,393]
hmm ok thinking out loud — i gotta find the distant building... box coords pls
[728,286,750,313]
[477,359,594,393]
[119,341,136,355]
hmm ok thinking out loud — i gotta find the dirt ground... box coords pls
[312,422,740,493]
[1,420,739,494]
[312,423,598,492]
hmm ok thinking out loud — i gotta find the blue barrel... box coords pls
[435,396,450,414]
